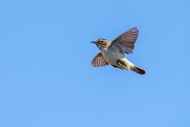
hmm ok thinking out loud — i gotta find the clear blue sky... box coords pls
[0,0,189,127]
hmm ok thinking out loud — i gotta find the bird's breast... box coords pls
[101,49,133,70]
[102,50,124,64]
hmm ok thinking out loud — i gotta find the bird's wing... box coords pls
[91,52,109,67]
[110,27,139,54]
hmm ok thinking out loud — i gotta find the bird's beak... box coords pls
[91,41,97,44]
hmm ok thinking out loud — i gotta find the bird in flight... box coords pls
[91,27,146,75]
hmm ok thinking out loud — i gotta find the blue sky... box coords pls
[0,0,189,127]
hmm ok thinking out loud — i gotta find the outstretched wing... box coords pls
[91,52,109,67]
[110,27,139,54]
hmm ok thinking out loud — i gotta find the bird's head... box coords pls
[91,38,111,51]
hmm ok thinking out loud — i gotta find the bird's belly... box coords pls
[102,51,131,70]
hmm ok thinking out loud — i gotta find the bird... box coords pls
[90,27,146,75]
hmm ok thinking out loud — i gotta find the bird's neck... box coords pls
[100,47,108,53]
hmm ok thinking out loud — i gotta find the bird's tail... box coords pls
[131,66,146,75]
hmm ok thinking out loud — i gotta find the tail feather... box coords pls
[131,66,146,75]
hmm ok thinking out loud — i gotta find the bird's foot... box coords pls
[116,59,127,66]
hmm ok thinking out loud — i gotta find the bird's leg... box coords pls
[116,59,127,66]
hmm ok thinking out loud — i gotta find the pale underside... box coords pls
[101,47,133,70]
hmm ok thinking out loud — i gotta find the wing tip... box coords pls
[130,27,139,32]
